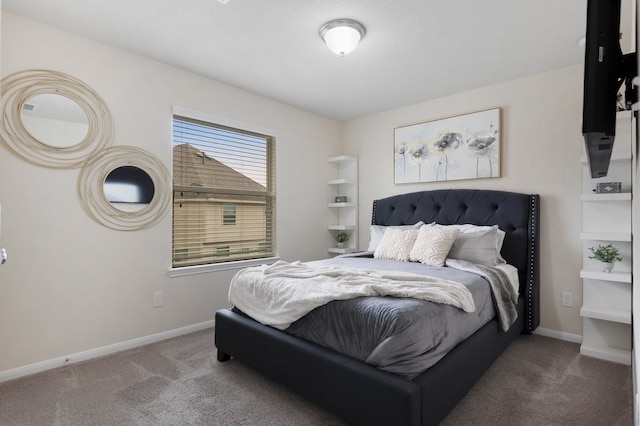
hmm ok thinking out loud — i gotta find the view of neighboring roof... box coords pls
[173,143,266,193]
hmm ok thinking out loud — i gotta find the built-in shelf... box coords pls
[580,193,631,202]
[579,111,634,365]
[328,225,357,231]
[328,154,356,163]
[580,342,632,365]
[328,178,354,185]
[580,153,633,164]
[328,247,360,255]
[580,269,632,283]
[328,155,358,255]
[580,305,631,324]
[580,232,632,242]
[328,202,355,208]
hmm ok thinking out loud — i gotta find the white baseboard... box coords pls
[0,320,215,383]
[0,323,584,384]
[533,327,583,344]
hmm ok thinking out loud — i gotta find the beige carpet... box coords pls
[0,329,632,425]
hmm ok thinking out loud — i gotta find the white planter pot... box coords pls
[337,242,344,249]
[599,261,614,273]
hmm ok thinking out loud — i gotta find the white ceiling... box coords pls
[2,0,592,121]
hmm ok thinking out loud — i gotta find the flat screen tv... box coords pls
[582,0,636,178]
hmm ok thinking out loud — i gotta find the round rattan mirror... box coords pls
[0,69,113,168]
[78,146,172,231]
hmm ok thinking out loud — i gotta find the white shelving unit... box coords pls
[579,110,634,365]
[328,155,358,255]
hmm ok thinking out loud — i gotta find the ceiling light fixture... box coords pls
[319,19,366,56]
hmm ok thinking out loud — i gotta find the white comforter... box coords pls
[228,260,475,330]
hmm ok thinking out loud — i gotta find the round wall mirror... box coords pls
[20,93,89,148]
[0,69,113,168]
[104,166,155,212]
[79,146,171,231]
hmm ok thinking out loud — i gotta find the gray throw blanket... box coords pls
[445,258,518,331]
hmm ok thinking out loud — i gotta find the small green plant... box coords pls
[588,244,622,263]
[336,231,349,243]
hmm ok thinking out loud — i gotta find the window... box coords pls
[172,114,275,268]
[222,203,236,225]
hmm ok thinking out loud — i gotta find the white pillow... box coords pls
[367,221,424,252]
[373,228,419,262]
[409,226,459,266]
[443,224,504,266]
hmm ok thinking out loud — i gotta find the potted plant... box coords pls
[588,244,622,272]
[336,231,349,249]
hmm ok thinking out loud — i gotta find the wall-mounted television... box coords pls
[582,0,636,178]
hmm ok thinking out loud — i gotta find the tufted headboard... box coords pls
[372,189,540,333]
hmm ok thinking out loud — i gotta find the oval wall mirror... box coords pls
[20,93,89,148]
[0,69,113,168]
[79,146,172,231]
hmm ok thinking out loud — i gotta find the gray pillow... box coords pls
[446,225,501,266]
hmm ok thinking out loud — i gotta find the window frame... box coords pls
[222,203,237,226]
[168,106,279,277]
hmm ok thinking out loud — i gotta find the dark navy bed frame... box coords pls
[215,189,540,425]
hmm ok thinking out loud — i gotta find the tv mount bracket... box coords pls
[619,52,638,110]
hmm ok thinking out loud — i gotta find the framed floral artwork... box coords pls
[394,108,501,183]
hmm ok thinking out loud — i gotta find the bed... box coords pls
[215,189,540,425]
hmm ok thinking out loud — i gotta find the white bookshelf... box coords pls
[328,155,358,255]
[579,111,634,365]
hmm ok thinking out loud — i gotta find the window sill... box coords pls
[168,257,280,278]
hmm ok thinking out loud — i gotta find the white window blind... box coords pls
[172,115,275,268]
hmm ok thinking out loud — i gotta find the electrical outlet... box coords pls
[152,291,163,308]
[561,291,573,308]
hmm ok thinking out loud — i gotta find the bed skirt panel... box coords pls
[215,308,421,426]
[413,299,525,425]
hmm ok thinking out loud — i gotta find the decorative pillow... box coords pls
[444,224,503,266]
[409,226,459,266]
[367,221,424,252]
[373,228,419,262]
[495,229,506,263]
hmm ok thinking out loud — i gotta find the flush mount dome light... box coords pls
[319,19,366,56]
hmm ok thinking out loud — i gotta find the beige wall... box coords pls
[0,13,341,373]
[1,11,586,376]
[342,65,585,337]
